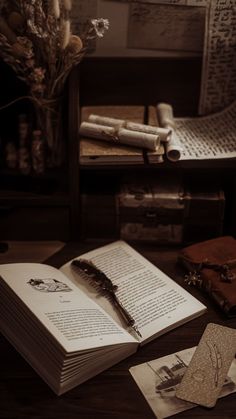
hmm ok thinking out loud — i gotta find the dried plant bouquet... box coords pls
[0,0,109,165]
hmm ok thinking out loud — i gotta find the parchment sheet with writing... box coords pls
[127,3,206,52]
[70,0,98,35]
[105,1,207,4]
[174,101,236,160]
[199,0,236,115]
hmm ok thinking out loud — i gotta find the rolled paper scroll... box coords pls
[79,122,116,141]
[88,114,171,142]
[165,131,183,162]
[79,121,159,151]
[156,103,183,162]
[126,122,171,143]
[88,114,124,127]
[156,102,176,129]
[117,128,159,151]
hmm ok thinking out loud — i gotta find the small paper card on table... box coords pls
[176,323,236,407]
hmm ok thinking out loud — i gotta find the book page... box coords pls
[0,263,137,353]
[199,0,236,115]
[61,241,206,344]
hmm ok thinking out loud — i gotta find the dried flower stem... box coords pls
[0,0,109,164]
[51,0,60,19]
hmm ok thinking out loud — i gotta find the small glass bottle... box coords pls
[5,141,18,169]
[31,129,45,174]
[18,114,31,175]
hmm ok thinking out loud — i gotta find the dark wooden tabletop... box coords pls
[1,240,236,419]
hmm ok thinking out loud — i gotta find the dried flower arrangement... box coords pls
[0,0,109,166]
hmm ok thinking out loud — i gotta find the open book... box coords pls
[0,241,206,395]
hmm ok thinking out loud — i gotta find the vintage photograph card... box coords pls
[130,346,236,418]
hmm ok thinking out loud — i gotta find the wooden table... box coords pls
[1,240,236,419]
